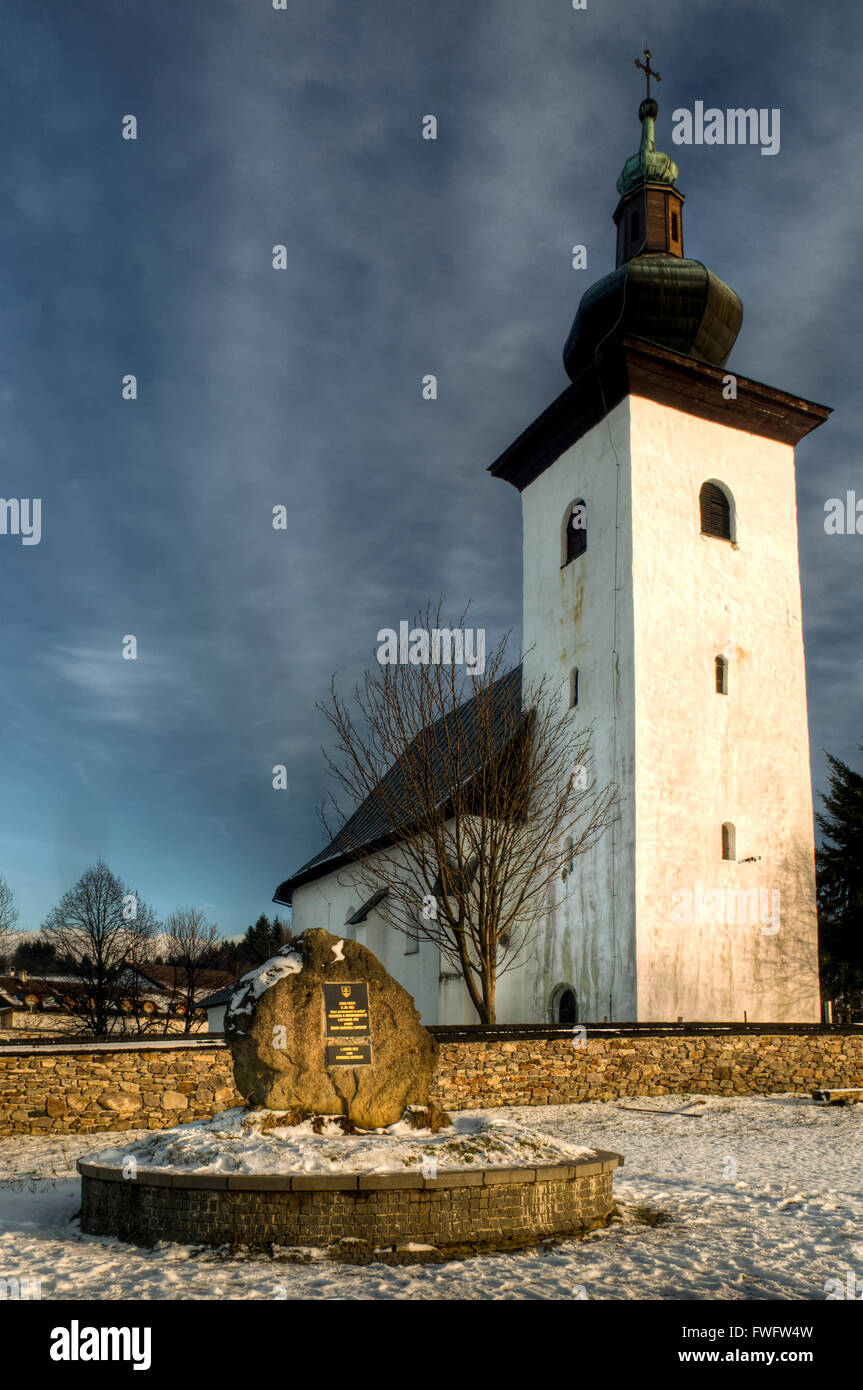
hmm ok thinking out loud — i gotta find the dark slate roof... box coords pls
[274,664,523,905]
[345,888,388,926]
[199,984,237,1010]
[128,965,235,998]
[0,976,84,1010]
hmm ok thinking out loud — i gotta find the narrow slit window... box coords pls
[671,211,679,240]
[565,500,587,564]
[721,823,735,861]
[715,656,728,694]
[569,667,579,708]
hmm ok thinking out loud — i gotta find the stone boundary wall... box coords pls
[0,1042,237,1136]
[0,1032,861,1135]
[429,1032,863,1110]
[78,1153,622,1253]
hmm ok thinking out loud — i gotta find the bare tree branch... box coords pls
[0,876,20,967]
[164,907,221,1034]
[41,860,159,1038]
[317,600,617,1022]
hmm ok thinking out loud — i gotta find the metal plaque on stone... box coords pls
[323,981,372,1067]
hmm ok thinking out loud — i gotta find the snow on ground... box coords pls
[0,1094,860,1300]
[83,1108,596,1175]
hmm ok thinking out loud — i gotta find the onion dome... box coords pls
[617,97,678,196]
[563,62,742,381]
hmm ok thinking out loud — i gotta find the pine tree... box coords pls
[238,915,283,967]
[271,915,291,950]
[816,748,863,1020]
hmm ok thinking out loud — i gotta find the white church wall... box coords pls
[628,395,820,1021]
[288,847,443,1025]
[290,387,820,1027]
[515,398,637,1024]
[289,819,549,1026]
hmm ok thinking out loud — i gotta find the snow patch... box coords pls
[0,1094,860,1299]
[228,946,303,1016]
[85,1108,597,1176]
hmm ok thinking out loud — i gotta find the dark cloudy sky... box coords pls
[1,0,860,936]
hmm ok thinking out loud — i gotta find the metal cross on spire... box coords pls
[635,48,661,99]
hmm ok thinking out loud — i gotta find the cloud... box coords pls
[0,0,860,936]
[40,642,200,730]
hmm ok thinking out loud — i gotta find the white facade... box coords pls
[518,397,636,1024]
[628,394,820,1021]
[518,392,820,1022]
[290,388,821,1025]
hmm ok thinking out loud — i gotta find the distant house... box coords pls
[0,963,236,1039]
[121,964,236,1025]
[196,983,236,1034]
[0,971,86,1036]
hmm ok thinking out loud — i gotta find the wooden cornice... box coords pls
[488,336,831,492]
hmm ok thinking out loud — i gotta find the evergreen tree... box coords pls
[816,748,863,1020]
[209,937,241,974]
[237,914,292,968]
[12,937,63,974]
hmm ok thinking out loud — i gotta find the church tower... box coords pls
[490,57,830,1023]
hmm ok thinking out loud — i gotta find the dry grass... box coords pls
[404,1102,453,1133]
[243,1108,362,1135]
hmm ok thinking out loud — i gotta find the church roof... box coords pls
[489,337,831,493]
[273,664,523,905]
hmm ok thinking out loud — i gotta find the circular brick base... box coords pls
[78,1150,623,1256]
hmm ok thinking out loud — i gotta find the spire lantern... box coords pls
[616,98,679,202]
[614,52,681,259]
[561,50,743,381]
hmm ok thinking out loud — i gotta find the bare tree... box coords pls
[119,924,163,1036]
[163,907,220,1033]
[0,875,20,968]
[41,861,158,1037]
[320,602,617,1023]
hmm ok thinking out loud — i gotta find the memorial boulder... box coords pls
[224,927,438,1130]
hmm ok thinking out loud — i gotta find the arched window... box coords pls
[700,482,732,540]
[721,823,735,861]
[562,499,587,565]
[715,655,728,694]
